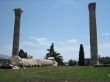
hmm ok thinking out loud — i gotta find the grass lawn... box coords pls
[0,66,110,82]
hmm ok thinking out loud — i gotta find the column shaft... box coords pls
[88,3,98,65]
[12,8,23,57]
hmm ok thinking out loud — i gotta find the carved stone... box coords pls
[12,8,23,57]
[88,3,98,65]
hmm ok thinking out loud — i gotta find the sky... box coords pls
[0,0,110,62]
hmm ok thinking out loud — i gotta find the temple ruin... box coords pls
[0,2,99,68]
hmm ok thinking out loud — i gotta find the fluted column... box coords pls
[88,3,98,65]
[12,8,23,57]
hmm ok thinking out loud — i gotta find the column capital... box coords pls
[88,2,96,11]
[14,8,23,16]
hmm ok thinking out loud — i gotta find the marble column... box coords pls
[12,8,23,57]
[88,3,98,65]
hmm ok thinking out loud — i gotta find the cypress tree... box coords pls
[78,44,85,66]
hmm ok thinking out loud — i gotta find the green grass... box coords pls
[0,66,110,82]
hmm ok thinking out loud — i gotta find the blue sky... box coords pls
[0,0,110,61]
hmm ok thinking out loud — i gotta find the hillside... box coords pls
[0,54,10,59]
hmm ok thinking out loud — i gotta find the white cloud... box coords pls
[1,36,110,62]
[30,36,48,42]
[56,41,91,61]
[66,39,78,43]
[23,41,35,47]
[20,37,80,61]
[30,36,52,46]
[102,33,110,36]
[56,45,79,61]
[99,42,110,57]
[84,45,90,58]
[0,44,12,56]
[58,39,78,45]
[53,39,80,61]
[19,36,53,59]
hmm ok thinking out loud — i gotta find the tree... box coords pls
[45,43,54,58]
[19,49,33,59]
[68,59,76,66]
[78,44,85,66]
[99,57,110,64]
[19,49,27,58]
[27,55,33,59]
[45,43,64,66]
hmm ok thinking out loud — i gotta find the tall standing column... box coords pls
[12,8,23,57]
[88,3,98,65]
